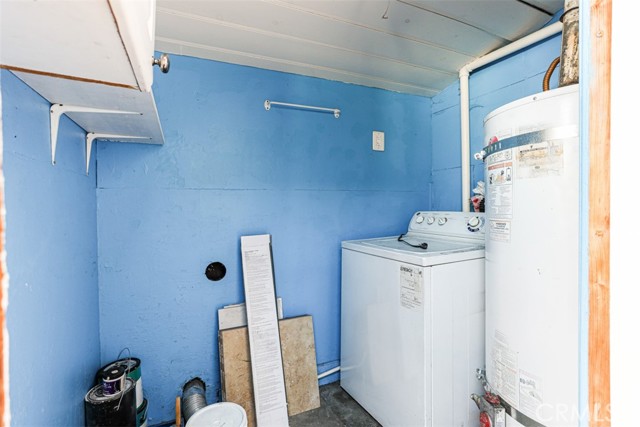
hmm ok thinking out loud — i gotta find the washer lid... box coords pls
[342,236,484,266]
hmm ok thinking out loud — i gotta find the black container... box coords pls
[85,377,136,427]
[96,357,143,408]
[136,398,148,427]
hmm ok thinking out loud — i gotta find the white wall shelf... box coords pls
[0,0,167,173]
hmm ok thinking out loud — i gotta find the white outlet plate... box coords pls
[373,131,385,151]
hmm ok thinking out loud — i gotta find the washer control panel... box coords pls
[410,211,485,238]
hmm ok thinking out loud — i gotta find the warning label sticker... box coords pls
[517,140,564,179]
[519,370,544,419]
[489,220,511,243]
[492,330,519,407]
[488,161,513,186]
[487,152,514,218]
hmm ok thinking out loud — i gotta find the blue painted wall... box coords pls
[431,28,562,210]
[1,70,100,426]
[1,18,564,423]
[96,56,432,424]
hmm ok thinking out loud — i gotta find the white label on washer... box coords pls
[400,265,423,309]
[492,330,519,407]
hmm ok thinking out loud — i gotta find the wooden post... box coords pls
[589,0,611,426]
[0,73,7,427]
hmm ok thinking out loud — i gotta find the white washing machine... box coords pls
[340,211,486,427]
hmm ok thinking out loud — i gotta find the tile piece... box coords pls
[219,315,321,426]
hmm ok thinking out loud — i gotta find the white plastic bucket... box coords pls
[185,402,248,427]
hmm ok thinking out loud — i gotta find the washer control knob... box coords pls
[426,216,436,225]
[416,215,424,224]
[437,217,447,226]
[467,216,484,232]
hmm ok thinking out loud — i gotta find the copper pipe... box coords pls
[543,56,561,91]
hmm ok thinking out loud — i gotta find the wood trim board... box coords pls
[588,1,611,425]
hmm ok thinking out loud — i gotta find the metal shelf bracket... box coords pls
[84,133,151,175]
[49,103,141,169]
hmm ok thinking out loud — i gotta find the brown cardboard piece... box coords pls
[219,315,321,427]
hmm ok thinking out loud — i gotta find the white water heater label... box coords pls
[492,330,519,406]
[516,140,564,179]
[519,370,544,419]
[488,161,513,186]
[489,220,511,243]
[400,265,423,309]
[486,152,513,218]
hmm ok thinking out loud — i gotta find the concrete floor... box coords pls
[162,381,379,427]
[289,381,381,427]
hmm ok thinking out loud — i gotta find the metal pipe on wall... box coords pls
[560,0,580,86]
[458,21,563,212]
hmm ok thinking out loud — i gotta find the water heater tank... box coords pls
[483,84,580,427]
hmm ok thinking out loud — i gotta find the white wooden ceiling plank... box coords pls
[401,0,557,41]
[522,0,565,15]
[272,0,505,55]
[156,34,453,93]
[0,0,137,87]
[155,4,475,73]
[155,14,456,90]
[153,0,565,96]
[155,39,440,97]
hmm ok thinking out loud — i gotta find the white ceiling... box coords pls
[155,0,564,97]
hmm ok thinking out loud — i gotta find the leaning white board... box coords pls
[240,234,289,427]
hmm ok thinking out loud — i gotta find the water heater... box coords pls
[482,84,580,427]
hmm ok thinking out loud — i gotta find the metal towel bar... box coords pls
[264,100,340,118]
